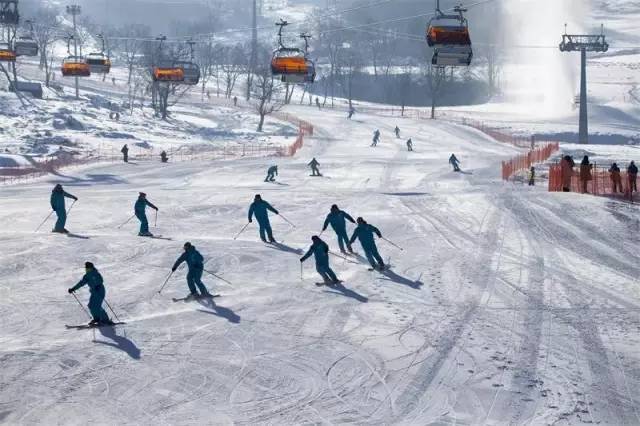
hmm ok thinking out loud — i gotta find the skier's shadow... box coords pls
[266,242,303,255]
[197,298,241,324]
[94,326,141,359]
[379,269,424,290]
[324,282,368,303]
[458,170,473,175]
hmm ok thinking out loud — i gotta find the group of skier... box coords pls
[560,155,638,194]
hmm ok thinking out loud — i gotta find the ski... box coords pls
[172,294,220,302]
[315,281,343,287]
[66,322,126,330]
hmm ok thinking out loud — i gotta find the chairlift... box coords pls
[271,20,313,82]
[300,33,316,83]
[426,2,473,66]
[15,20,39,57]
[174,40,200,85]
[0,42,17,62]
[0,0,19,26]
[61,36,90,77]
[86,35,111,74]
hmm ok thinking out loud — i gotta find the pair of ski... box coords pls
[171,294,221,303]
[65,322,126,330]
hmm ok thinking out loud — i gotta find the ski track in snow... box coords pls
[1,105,639,425]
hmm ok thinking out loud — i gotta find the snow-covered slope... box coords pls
[1,105,639,424]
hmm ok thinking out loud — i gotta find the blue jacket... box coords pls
[135,197,157,215]
[267,166,278,175]
[323,210,355,232]
[50,188,76,211]
[301,240,330,267]
[71,269,104,293]
[173,246,204,271]
[249,200,278,224]
[349,223,382,249]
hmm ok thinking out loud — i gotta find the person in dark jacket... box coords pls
[308,158,322,176]
[628,161,638,192]
[528,166,536,186]
[300,236,340,284]
[68,262,112,326]
[265,165,278,182]
[50,184,78,233]
[449,154,461,172]
[394,126,401,138]
[160,151,168,163]
[322,204,356,254]
[172,242,211,299]
[349,217,385,271]
[121,144,129,163]
[248,194,279,243]
[134,192,158,237]
[609,163,622,193]
[406,138,413,152]
[371,130,381,147]
[560,155,574,192]
[579,155,592,194]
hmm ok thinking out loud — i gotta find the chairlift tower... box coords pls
[66,4,81,99]
[559,25,608,144]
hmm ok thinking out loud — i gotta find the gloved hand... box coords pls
[299,258,303,262]
[275,211,280,215]
[73,197,79,201]
[248,219,252,223]
[68,288,74,294]
[171,267,177,272]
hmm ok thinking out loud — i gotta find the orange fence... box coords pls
[548,164,636,202]
[501,143,560,180]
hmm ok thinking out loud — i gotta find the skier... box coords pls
[406,138,413,152]
[68,262,112,326]
[449,154,461,172]
[628,161,638,192]
[121,144,129,163]
[349,217,386,271]
[300,236,340,285]
[528,166,536,186]
[322,204,356,254]
[347,106,355,119]
[560,155,574,192]
[134,192,159,237]
[248,194,279,243]
[160,151,168,163]
[50,184,78,233]
[394,126,400,138]
[233,96,238,107]
[579,155,592,194]
[316,97,321,110]
[172,242,212,299]
[308,158,322,176]
[265,165,278,182]
[371,130,381,147]
[609,163,622,193]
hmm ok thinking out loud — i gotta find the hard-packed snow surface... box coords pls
[1,106,639,425]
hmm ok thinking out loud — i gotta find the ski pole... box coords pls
[203,269,233,286]
[278,214,296,228]
[233,222,250,240]
[329,251,359,264]
[117,214,135,229]
[382,237,404,251]
[66,200,77,216]
[104,298,122,323]
[35,211,55,232]
[300,261,303,281]
[157,271,174,294]
[71,292,91,319]
[154,209,158,228]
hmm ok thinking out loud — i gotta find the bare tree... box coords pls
[221,44,245,98]
[113,24,151,86]
[251,65,283,132]
[31,6,59,87]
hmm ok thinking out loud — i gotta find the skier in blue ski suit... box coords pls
[322,204,355,253]
[50,184,78,233]
[172,242,211,298]
[68,262,112,325]
[134,192,158,237]
[349,217,385,270]
[449,154,461,172]
[300,236,339,284]
[265,165,278,182]
[248,194,278,243]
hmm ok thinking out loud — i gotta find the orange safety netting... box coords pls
[501,143,560,181]
[548,164,636,202]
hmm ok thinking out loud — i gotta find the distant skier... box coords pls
[68,262,113,326]
[579,155,592,194]
[406,138,413,152]
[265,165,278,182]
[608,163,622,193]
[322,204,356,254]
[121,144,129,163]
[316,97,321,110]
[160,151,168,163]
[134,192,158,237]
[628,161,638,192]
[560,155,574,192]
[394,126,400,138]
[308,158,322,176]
[248,194,279,243]
[449,154,461,172]
[347,106,355,119]
[371,130,381,147]
[300,236,340,285]
[233,96,238,107]
[528,166,536,186]
[50,184,78,233]
[349,217,386,271]
[172,242,212,300]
